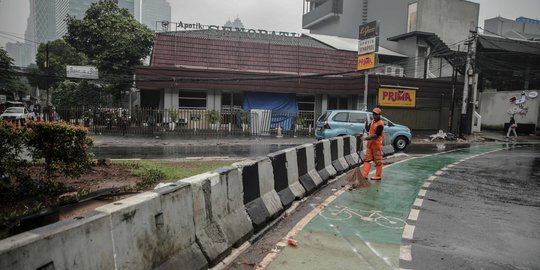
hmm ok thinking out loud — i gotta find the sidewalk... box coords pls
[262,144,506,270]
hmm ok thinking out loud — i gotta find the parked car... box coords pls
[315,110,412,151]
[0,107,36,124]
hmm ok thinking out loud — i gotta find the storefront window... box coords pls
[222,92,243,112]
[179,91,207,109]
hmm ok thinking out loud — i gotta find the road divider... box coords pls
[315,139,338,181]
[234,158,283,231]
[330,137,350,173]
[296,143,325,194]
[268,148,306,209]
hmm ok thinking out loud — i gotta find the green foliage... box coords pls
[0,47,29,97]
[136,168,166,189]
[64,0,155,103]
[117,160,237,184]
[25,122,94,179]
[208,110,221,124]
[295,115,306,126]
[30,39,87,89]
[52,80,104,107]
[239,109,250,124]
[0,121,27,186]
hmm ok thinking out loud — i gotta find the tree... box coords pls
[64,0,154,103]
[0,47,30,98]
[30,39,87,89]
[52,80,104,107]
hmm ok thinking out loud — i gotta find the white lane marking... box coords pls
[422,181,431,188]
[418,189,427,197]
[413,198,424,208]
[402,224,416,240]
[427,176,437,181]
[400,245,412,261]
[408,209,420,221]
[434,170,443,175]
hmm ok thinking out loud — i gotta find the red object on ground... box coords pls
[287,238,298,246]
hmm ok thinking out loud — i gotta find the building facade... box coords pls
[135,28,460,131]
[484,16,540,39]
[302,0,479,79]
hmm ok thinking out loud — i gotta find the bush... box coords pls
[0,121,27,187]
[25,122,94,179]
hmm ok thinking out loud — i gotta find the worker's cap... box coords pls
[372,108,382,115]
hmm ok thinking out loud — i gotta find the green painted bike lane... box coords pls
[267,144,505,270]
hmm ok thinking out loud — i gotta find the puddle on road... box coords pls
[91,144,301,159]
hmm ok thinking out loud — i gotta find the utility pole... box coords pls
[363,70,368,110]
[460,26,477,137]
[44,42,50,121]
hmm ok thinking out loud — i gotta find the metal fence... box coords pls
[50,107,316,137]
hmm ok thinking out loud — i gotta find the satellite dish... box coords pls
[528,91,538,99]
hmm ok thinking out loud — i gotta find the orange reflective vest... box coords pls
[367,119,384,148]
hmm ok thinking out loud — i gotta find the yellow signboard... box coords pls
[357,53,376,71]
[378,88,416,107]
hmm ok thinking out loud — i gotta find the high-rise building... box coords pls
[141,0,171,31]
[301,0,479,78]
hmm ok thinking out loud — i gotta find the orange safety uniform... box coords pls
[362,118,384,180]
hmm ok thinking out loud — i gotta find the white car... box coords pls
[0,107,35,123]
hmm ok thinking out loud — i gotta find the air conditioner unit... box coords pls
[395,67,404,77]
[384,66,394,76]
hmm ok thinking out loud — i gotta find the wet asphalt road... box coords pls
[403,144,540,270]
[90,142,472,159]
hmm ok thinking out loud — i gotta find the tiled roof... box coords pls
[159,30,333,49]
[151,30,357,74]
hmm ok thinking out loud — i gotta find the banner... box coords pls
[66,65,99,79]
[378,88,416,107]
[357,53,376,71]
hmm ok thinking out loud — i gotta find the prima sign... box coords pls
[160,21,299,39]
[378,87,417,108]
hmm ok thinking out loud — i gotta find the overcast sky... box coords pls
[1,0,539,49]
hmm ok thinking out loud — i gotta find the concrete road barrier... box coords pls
[234,158,283,231]
[314,139,338,181]
[95,192,174,270]
[330,137,349,173]
[268,148,306,209]
[344,136,361,168]
[179,172,232,267]
[296,143,324,194]
[0,211,115,270]
[153,183,208,270]
[213,166,254,248]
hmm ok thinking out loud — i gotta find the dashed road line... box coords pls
[408,209,420,221]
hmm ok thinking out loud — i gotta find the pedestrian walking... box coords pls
[361,107,385,181]
[506,116,517,139]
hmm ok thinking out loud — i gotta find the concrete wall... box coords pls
[479,90,540,129]
[417,0,479,50]
[0,135,366,270]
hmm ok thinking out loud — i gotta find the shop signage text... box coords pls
[358,37,378,54]
[357,53,376,70]
[378,88,417,107]
[66,65,99,80]
[358,21,379,39]
[162,21,299,39]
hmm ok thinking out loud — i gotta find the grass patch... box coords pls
[115,159,238,184]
